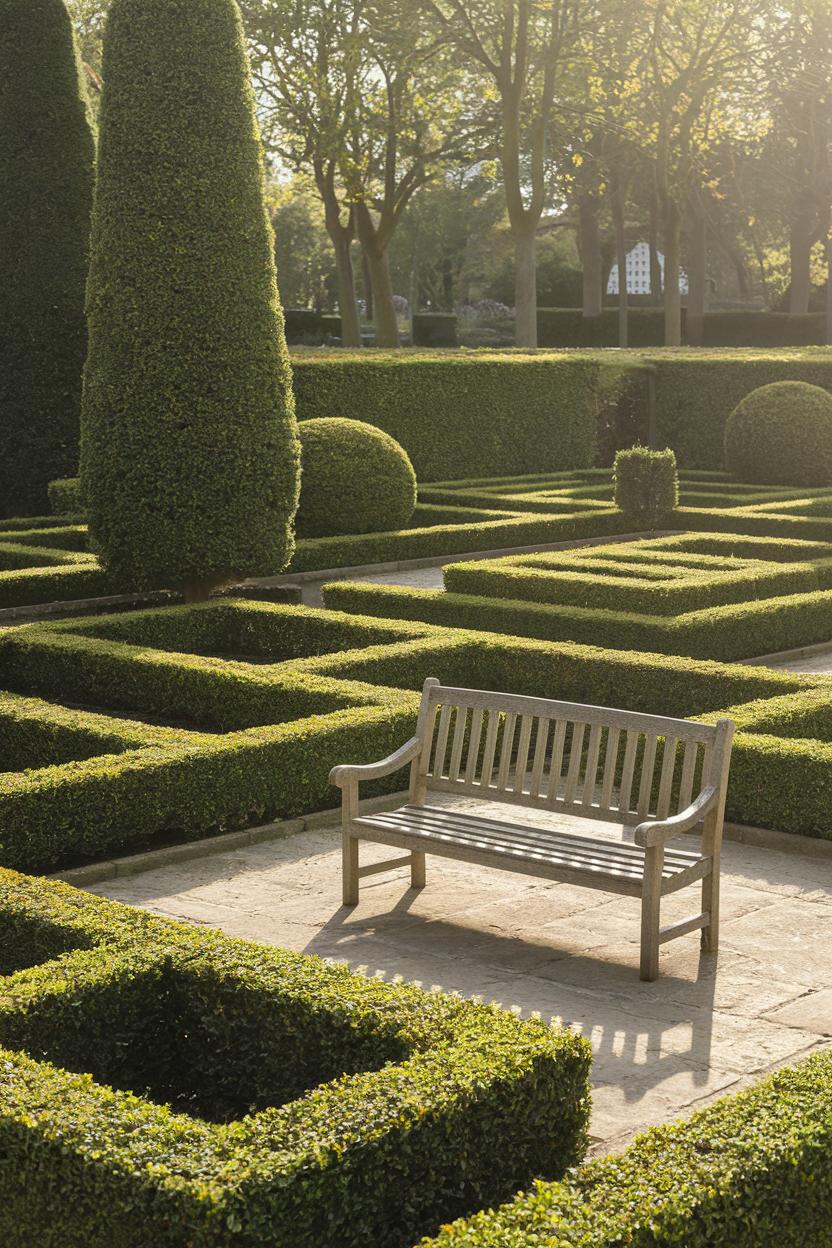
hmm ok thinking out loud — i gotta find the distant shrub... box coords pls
[412,313,458,347]
[614,446,679,526]
[724,381,832,486]
[296,418,417,537]
[458,300,513,324]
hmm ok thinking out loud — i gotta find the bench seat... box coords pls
[355,804,710,897]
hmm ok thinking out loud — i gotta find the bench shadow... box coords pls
[302,886,718,1104]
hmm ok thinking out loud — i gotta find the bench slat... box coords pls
[496,712,517,790]
[657,737,678,820]
[528,716,550,798]
[637,734,658,819]
[582,724,603,810]
[432,704,452,780]
[448,706,467,782]
[564,722,586,804]
[357,805,702,873]
[599,725,620,813]
[546,720,568,801]
[479,708,499,790]
[618,731,639,815]
[464,707,484,785]
[513,715,533,795]
[678,737,698,811]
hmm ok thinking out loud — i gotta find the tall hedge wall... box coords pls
[643,349,832,469]
[80,0,299,593]
[290,352,607,479]
[0,0,94,518]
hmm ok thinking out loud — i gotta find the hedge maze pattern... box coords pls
[0,870,590,1248]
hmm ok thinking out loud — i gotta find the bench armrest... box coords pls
[633,785,720,849]
[329,737,423,788]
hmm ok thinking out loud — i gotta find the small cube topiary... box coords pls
[724,380,832,486]
[47,477,84,516]
[296,418,417,537]
[613,446,678,526]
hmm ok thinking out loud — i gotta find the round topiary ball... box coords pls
[296,418,417,537]
[724,381,832,486]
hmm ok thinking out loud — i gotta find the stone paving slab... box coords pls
[87,802,832,1154]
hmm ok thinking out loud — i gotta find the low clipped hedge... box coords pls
[417,1049,832,1247]
[0,866,172,973]
[323,577,832,664]
[0,497,646,611]
[442,545,832,615]
[5,593,832,865]
[0,601,429,869]
[323,529,832,666]
[295,418,417,537]
[319,583,832,839]
[0,873,591,1248]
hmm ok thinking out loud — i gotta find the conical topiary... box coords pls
[80,0,300,596]
[0,0,95,518]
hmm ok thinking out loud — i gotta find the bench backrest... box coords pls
[410,678,733,827]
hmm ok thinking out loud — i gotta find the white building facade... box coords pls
[607,240,688,296]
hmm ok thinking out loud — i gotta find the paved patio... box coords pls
[87,799,832,1154]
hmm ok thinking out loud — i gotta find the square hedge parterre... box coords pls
[408,532,832,663]
[0,870,591,1248]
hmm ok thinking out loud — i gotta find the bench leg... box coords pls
[701,857,720,954]
[410,850,426,890]
[640,845,663,982]
[343,832,359,907]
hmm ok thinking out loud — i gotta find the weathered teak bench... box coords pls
[330,679,734,981]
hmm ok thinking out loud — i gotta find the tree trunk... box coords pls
[826,235,832,346]
[686,195,707,347]
[314,164,362,348]
[514,226,538,348]
[579,194,603,318]
[331,227,361,348]
[789,198,813,314]
[663,198,683,347]
[649,197,663,302]
[355,203,399,347]
[612,182,628,348]
[362,247,373,322]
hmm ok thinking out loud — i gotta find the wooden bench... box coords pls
[330,679,734,981]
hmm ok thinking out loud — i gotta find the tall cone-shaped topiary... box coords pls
[0,0,95,518]
[80,0,300,596]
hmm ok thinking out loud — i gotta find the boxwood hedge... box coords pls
[3,593,832,869]
[290,351,606,480]
[326,529,832,662]
[0,872,591,1248]
[417,1049,832,1247]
